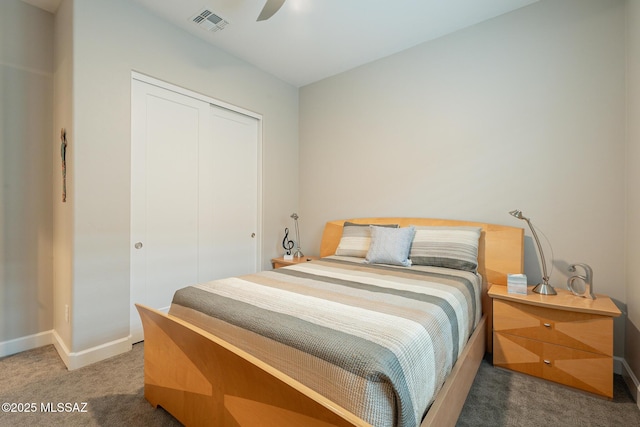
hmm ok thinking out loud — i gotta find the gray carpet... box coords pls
[0,344,638,426]
[459,357,640,427]
[0,344,178,427]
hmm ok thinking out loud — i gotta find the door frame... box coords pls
[130,71,263,312]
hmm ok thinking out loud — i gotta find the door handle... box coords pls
[135,242,143,249]
[251,233,256,238]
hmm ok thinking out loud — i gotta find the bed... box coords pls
[136,217,523,426]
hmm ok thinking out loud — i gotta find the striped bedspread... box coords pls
[169,256,482,427]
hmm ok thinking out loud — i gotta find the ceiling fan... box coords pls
[257,0,286,21]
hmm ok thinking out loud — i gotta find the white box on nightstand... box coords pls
[507,274,527,295]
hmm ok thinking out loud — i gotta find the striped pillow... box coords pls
[409,226,481,272]
[335,222,398,258]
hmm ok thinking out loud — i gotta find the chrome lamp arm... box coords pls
[509,209,556,295]
[290,213,304,258]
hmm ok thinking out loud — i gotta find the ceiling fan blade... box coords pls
[257,0,286,21]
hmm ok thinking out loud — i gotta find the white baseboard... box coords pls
[619,356,640,409]
[0,330,53,358]
[52,330,132,370]
[2,330,132,370]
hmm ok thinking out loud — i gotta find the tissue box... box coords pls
[507,274,528,295]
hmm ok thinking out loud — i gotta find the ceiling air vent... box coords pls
[190,8,229,32]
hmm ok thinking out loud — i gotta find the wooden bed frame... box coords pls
[136,217,523,427]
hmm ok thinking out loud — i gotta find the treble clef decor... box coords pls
[282,227,294,256]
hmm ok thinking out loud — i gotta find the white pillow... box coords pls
[365,226,416,267]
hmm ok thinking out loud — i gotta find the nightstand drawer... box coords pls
[493,299,613,356]
[493,332,613,397]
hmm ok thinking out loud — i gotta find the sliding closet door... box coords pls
[199,105,259,280]
[130,78,261,343]
[130,80,209,342]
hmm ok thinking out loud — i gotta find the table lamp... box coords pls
[509,209,556,295]
[291,213,303,258]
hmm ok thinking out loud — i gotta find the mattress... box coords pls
[169,256,482,427]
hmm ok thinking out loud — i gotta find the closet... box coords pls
[130,75,261,342]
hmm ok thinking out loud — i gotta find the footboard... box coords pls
[135,304,368,427]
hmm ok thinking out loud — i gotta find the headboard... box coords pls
[320,217,524,350]
[320,217,524,285]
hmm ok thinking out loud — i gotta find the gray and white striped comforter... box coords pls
[169,256,482,427]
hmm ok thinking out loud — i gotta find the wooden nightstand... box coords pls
[271,256,320,269]
[488,285,621,398]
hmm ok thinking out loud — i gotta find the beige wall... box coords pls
[5,0,638,374]
[64,0,299,356]
[0,0,53,346]
[52,0,73,352]
[300,0,627,355]
[626,0,640,383]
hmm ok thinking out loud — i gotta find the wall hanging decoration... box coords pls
[60,128,67,202]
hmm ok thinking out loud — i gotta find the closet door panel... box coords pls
[131,80,210,342]
[199,105,259,281]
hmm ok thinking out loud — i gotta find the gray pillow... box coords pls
[409,226,481,272]
[335,222,398,258]
[365,225,416,267]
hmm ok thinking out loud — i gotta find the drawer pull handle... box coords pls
[543,323,551,328]
[543,359,551,365]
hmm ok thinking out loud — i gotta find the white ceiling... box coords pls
[23,0,539,87]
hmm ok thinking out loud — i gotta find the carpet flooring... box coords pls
[459,357,640,427]
[0,343,638,426]
[0,344,178,427]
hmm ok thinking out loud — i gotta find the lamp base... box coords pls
[293,249,304,258]
[532,282,557,295]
